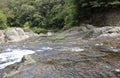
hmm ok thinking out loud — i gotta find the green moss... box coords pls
[55,36,65,40]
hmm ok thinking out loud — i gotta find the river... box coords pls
[0,36,120,78]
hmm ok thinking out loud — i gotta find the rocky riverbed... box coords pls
[0,26,120,78]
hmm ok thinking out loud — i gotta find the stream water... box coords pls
[0,36,120,78]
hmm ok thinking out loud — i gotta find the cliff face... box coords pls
[105,9,120,26]
[91,8,120,26]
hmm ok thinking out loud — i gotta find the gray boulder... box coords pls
[4,28,29,42]
[92,26,120,38]
[62,25,120,39]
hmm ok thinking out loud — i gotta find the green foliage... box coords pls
[0,11,7,29]
[6,0,65,30]
[0,0,120,32]
[109,1,120,5]
[63,0,76,29]
[31,27,47,34]
[23,21,31,28]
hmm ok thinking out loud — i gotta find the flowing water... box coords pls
[0,36,120,78]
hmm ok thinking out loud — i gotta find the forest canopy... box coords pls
[0,0,120,33]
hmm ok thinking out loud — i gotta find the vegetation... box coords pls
[0,0,120,33]
[55,36,65,40]
[0,11,7,29]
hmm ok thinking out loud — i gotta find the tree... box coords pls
[2,0,120,32]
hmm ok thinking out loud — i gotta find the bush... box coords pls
[0,11,7,29]
[23,21,31,28]
[31,27,47,34]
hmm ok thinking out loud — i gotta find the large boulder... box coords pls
[63,25,120,39]
[4,28,29,42]
[93,26,120,38]
[63,24,95,37]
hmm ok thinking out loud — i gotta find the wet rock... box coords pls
[98,46,120,53]
[22,55,36,65]
[94,26,120,38]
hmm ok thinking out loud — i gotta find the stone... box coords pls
[22,55,36,65]
[25,32,38,37]
[0,30,5,43]
[39,33,47,37]
[86,24,95,30]
[23,28,39,37]
[47,32,53,36]
[23,27,31,32]
[88,26,120,38]
[4,28,29,42]
[81,26,88,31]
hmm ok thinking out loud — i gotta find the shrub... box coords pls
[23,21,31,28]
[0,11,7,29]
[31,27,47,34]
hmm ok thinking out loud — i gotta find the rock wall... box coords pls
[105,9,120,26]
[91,9,120,26]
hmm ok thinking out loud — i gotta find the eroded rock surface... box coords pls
[0,26,120,78]
[63,26,120,39]
[0,36,120,78]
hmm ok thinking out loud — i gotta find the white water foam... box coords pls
[115,68,120,72]
[0,49,35,69]
[59,47,84,52]
[41,47,53,50]
[36,47,53,52]
[70,48,84,52]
